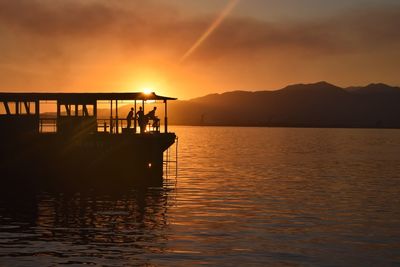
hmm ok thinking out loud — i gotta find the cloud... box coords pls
[0,0,399,96]
[193,6,400,61]
[0,0,179,41]
[0,0,399,61]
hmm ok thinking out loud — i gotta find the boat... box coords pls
[0,92,177,188]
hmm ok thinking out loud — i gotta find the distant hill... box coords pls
[168,82,400,128]
[44,82,400,128]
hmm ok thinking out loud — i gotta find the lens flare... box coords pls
[180,0,240,63]
[143,88,153,95]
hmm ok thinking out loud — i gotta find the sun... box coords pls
[143,88,153,95]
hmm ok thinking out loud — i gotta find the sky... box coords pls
[0,0,399,99]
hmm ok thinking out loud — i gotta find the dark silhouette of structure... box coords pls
[0,92,177,187]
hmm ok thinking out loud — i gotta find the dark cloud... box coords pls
[195,5,400,60]
[0,0,179,40]
[0,0,114,36]
[0,0,399,62]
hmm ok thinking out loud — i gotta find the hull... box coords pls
[0,133,176,188]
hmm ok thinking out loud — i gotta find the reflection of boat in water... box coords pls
[0,187,172,264]
[0,92,177,188]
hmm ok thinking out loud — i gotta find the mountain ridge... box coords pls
[190,81,400,101]
[168,82,400,128]
[44,82,400,128]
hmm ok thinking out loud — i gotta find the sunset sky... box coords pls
[0,0,399,99]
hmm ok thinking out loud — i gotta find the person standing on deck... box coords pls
[126,107,134,128]
[137,106,145,133]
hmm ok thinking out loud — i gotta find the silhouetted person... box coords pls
[137,106,145,133]
[146,107,160,132]
[126,107,134,128]
[146,107,157,120]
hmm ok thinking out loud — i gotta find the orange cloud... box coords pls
[0,1,399,98]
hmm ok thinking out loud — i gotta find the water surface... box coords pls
[1,127,400,266]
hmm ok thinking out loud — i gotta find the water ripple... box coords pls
[1,127,400,266]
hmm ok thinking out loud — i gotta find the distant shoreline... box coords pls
[170,124,400,130]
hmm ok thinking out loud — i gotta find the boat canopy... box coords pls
[0,92,177,102]
[0,92,176,134]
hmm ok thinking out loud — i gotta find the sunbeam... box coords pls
[180,0,240,63]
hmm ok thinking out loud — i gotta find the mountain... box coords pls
[79,81,400,128]
[168,82,400,128]
[345,83,400,95]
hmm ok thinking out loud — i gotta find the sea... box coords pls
[0,126,399,266]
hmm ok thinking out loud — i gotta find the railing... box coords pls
[39,118,162,134]
[97,118,160,134]
[39,118,57,133]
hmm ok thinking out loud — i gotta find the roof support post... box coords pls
[35,101,40,116]
[65,104,71,116]
[142,100,145,133]
[116,100,119,134]
[35,101,40,133]
[82,105,88,116]
[94,101,98,133]
[164,100,168,133]
[57,102,61,117]
[134,100,137,133]
[57,102,61,132]
[15,101,19,115]
[110,100,113,134]
[94,101,97,117]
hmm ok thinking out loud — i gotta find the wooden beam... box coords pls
[56,102,61,132]
[35,101,40,116]
[3,102,10,115]
[116,100,119,134]
[94,101,97,117]
[65,104,71,116]
[164,100,168,133]
[83,105,89,116]
[134,100,137,133]
[110,100,113,134]
[24,101,31,115]
[57,103,61,117]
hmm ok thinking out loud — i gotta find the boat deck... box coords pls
[0,92,178,188]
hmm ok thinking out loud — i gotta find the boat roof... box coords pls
[0,92,177,102]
